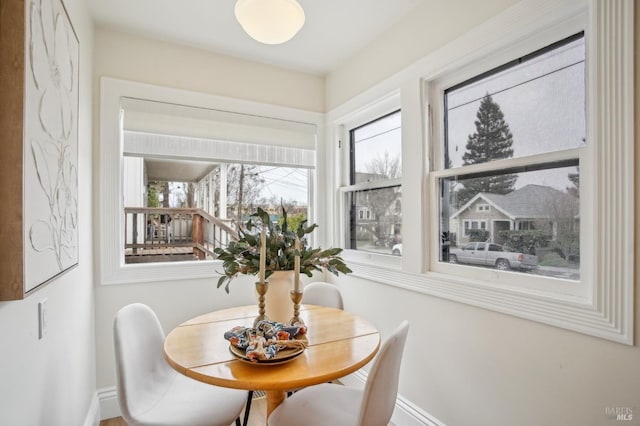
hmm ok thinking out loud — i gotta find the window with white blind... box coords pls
[99,78,322,284]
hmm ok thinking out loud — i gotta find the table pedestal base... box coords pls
[266,390,286,420]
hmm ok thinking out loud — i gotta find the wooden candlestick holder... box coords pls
[289,290,305,326]
[254,281,269,327]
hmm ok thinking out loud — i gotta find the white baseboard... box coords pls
[339,371,445,426]
[83,392,101,426]
[98,377,445,426]
[97,387,121,421]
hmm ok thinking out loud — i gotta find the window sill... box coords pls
[343,250,403,270]
[101,259,221,285]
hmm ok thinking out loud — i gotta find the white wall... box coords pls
[93,26,325,113]
[0,0,96,425]
[326,2,640,426]
[325,0,520,110]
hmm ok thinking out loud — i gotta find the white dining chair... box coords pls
[302,281,344,310]
[113,303,247,426]
[247,281,344,421]
[268,320,410,426]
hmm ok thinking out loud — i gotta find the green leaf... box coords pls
[319,247,342,257]
[244,234,258,246]
[216,275,227,289]
[303,223,318,235]
[335,264,352,274]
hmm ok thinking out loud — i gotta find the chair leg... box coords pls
[243,390,254,426]
[235,418,241,426]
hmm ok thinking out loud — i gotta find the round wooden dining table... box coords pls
[163,304,380,420]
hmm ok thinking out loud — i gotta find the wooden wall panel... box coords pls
[0,0,26,300]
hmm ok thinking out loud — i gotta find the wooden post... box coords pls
[132,213,138,254]
[192,213,205,260]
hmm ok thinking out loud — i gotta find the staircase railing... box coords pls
[124,207,238,262]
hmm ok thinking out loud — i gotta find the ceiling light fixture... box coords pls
[234,0,305,45]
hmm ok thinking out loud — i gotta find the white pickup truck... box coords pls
[448,242,538,271]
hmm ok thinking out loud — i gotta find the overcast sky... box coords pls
[446,36,585,190]
[256,166,308,204]
[353,110,402,179]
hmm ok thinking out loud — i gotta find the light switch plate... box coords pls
[38,299,47,339]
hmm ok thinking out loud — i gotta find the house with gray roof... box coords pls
[449,184,579,246]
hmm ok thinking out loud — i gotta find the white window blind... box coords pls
[123,131,315,169]
[120,97,317,150]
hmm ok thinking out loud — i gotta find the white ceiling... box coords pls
[88,0,425,75]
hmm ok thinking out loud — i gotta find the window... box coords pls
[343,110,402,256]
[331,1,633,344]
[123,152,310,264]
[99,78,322,284]
[439,33,584,280]
[121,114,313,264]
[463,219,487,237]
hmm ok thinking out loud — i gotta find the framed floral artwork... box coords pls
[0,0,79,300]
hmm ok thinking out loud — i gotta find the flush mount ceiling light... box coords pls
[234,0,305,45]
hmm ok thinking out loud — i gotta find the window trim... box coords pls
[328,0,633,344]
[433,1,633,342]
[98,78,324,285]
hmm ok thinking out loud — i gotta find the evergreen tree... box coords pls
[455,94,517,207]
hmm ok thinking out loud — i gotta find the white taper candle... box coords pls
[259,227,266,282]
[294,237,300,292]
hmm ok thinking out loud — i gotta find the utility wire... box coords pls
[448,60,584,112]
[353,126,401,145]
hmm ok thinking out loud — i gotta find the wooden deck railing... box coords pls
[124,207,238,262]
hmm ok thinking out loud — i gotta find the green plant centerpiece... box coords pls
[214,207,351,293]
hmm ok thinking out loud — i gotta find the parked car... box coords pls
[448,242,538,271]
